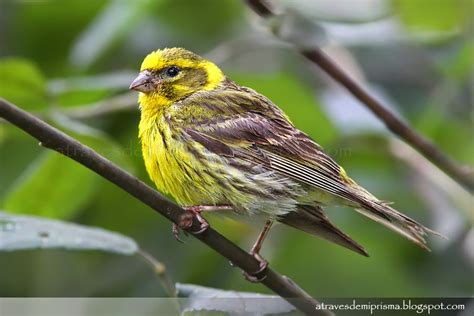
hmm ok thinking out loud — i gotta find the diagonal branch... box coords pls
[0,99,330,316]
[244,0,474,192]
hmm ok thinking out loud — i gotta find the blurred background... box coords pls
[0,0,473,299]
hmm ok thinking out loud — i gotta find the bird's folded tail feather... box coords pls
[352,194,444,251]
[279,205,369,257]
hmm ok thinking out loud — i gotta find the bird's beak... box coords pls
[129,71,155,93]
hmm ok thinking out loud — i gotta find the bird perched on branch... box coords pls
[130,47,438,281]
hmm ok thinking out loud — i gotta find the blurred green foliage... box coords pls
[394,0,472,32]
[0,59,48,110]
[4,152,98,219]
[0,0,472,299]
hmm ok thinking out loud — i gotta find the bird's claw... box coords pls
[183,206,210,235]
[172,223,185,243]
[172,206,210,242]
[191,219,209,234]
[242,252,268,283]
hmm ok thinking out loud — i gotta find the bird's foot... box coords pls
[183,205,210,234]
[242,251,269,283]
[173,205,224,242]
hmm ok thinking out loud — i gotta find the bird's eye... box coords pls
[166,66,180,77]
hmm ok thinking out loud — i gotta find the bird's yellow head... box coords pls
[130,47,225,109]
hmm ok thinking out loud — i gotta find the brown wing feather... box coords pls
[280,205,369,256]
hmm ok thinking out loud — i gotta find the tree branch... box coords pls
[244,0,474,192]
[0,99,330,316]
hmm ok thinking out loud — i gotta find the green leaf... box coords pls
[177,283,297,315]
[154,0,242,39]
[51,114,135,171]
[0,125,44,200]
[1,113,134,220]
[0,58,48,110]
[11,0,108,76]
[2,152,98,219]
[441,41,474,80]
[393,0,471,33]
[0,211,137,255]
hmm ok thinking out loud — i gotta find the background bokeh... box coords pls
[0,0,473,298]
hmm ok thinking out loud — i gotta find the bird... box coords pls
[130,47,438,280]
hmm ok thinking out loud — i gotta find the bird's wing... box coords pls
[175,84,345,188]
[174,83,436,249]
[175,85,377,209]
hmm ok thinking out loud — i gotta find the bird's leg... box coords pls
[172,205,233,242]
[243,220,273,283]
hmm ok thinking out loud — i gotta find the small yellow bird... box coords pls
[130,47,437,279]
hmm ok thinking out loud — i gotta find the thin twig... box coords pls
[244,0,474,193]
[137,249,176,297]
[389,138,472,220]
[60,92,137,119]
[0,99,331,316]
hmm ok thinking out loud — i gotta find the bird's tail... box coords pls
[350,186,444,251]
